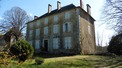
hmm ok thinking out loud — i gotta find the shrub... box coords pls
[35,57,44,65]
[9,39,34,62]
[107,33,122,55]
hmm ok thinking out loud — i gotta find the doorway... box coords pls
[44,40,48,52]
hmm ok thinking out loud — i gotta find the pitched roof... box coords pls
[27,3,95,23]
[27,4,76,23]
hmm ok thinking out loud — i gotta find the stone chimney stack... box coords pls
[34,16,38,19]
[57,1,61,10]
[87,4,91,15]
[80,0,84,9]
[48,4,52,13]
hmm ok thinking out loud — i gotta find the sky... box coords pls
[0,0,115,46]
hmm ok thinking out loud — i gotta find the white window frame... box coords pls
[36,29,40,38]
[36,20,41,27]
[64,37,71,49]
[65,12,70,20]
[29,22,33,28]
[29,30,33,40]
[53,38,59,49]
[54,15,58,23]
[63,22,71,32]
[44,27,48,35]
[35,40,40,50]
[29,41,33,45]
[53,24,58,34]
[44,18,48,25]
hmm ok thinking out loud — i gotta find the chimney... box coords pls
[80,0,84,9]
[34,16,38,19]
[48,4,52,13]
[57,1,61,10]
[87,4,91,15]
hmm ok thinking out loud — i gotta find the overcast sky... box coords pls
[0,0,115,46]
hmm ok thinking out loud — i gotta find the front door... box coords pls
[44,40,48,52]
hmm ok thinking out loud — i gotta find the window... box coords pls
[29,22,33,28]
[35,40,40,49]
[29,41,33,45]
[63,22,71,32]
[88,25,91,35]
[44,18,48,25]
[29,30,33,40]
[64,37,71,49]
[36,29,40,38]
[87,16,90,22]
[53,38,59,49]
[54,15,58,23]
[36,20,41,27]
[65,12,70,20]
[44,27,48,35]
[53,24,58,33]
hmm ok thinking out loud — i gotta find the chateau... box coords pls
[26,0,96,54]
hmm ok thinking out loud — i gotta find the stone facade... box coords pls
[26,1,96,54]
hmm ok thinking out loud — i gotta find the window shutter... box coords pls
[68,22,71,32]
[68,37,71,49]
[63,24,65,32]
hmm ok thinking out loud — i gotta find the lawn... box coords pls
[0,55,122,68]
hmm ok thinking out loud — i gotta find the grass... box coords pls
[0,55,122,68]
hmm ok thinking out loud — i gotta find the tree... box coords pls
[107,33,122,55]
[9,39,34,63]
[102,0,122,33]
[0,7,30,34]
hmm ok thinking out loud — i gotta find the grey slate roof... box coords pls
[27,3,95,23]
[27,4,76,23]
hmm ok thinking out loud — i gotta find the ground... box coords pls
[0,55,122,68]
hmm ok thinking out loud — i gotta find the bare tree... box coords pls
[0,7,30,34]
[102,0,122,33]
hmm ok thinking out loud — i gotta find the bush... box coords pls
[107,33,122,55]
[35,57,44,65]
[10,39,34,62]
